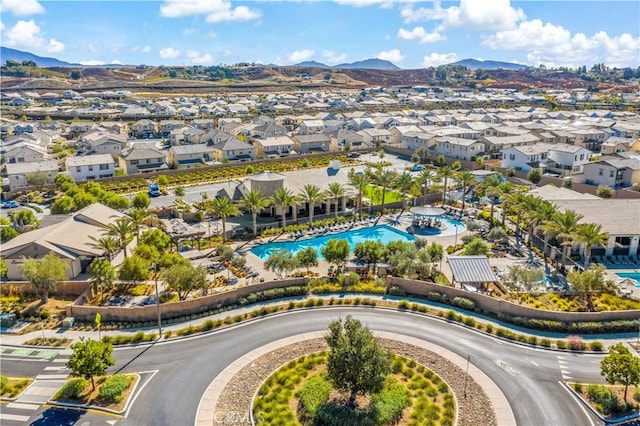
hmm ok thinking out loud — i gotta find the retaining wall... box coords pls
[0,281,91,296]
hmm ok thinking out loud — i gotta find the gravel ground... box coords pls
[214,338,497,426]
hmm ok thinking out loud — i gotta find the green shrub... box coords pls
[373,377,409,424]
[539,338,551,348]
[299,375,331,418]
[58,378,87,400]
[556,340,567,350]
[99,374,130,402]
[0,376,8,393]
[587,385,621,415]
[573,383,583,392]
[425,291,447,303]
[398,300,410,310]
[451,297,475,311]
[634,388,640,403]
[589,341,604,352]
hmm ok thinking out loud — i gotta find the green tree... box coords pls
[209,196,240,242]
[158,252,190,269]
[132,192,151,210]
[20,252,67,304]
[325,182,347,220]
[271,187,296,230]
[416,168,436,197]
[373,169,397,215]
[427,241,444,271]
[567,265,615,312]
[87,258,117,302]
[482,174,503,226]
[572,223,609,270]
[51,196,77,214]
[596,184,614,199]
[133,243,160,263]
[88,235,120,260]
[321,239,350,268]
[156,175,169,186]
[107,216,137,258]
[527,169,542,185]
[502,265,545,303]
[463,238,491,256]
[162,264,207,300]
[54,174,75,190]
[353,240,386,271]
[325,316,392,402]
[67,338,115,391]
[388,244,431,280]
[100,192,130,210]
[395,171,414,210]
[0,220,13,243]
[348,171,370,220]
[118,255,150,284]
[457,170,475,215]
[264,249,298,279]
[139,228,171,253]
[439,166,454,207]
[241,189,269,236]
[601,343,640,402]
[0,259,7,278]
[547,209,583,266]
[174,186,186,196]
[70,70,81,80]
[25,171,48,191]
[296,247,319,273]
[73,191,97,210]
[11,209,38,228]
[534,200,559,260]
[298,184,325,225]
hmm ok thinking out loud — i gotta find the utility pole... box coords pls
[152,263,162,338]
[463,354,471,399]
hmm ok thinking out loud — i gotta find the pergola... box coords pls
[409,206,446,218]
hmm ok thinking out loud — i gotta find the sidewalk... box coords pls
[0,293,635,348]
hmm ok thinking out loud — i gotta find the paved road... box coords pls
[2,307,605,425]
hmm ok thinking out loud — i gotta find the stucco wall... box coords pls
[0,281,91,296]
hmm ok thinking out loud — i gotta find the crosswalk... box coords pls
[1,401,40,423]
[557,355,573,381]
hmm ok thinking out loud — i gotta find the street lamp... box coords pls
[151,263,162,338]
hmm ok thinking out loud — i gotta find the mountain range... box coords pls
[1,47,75,67]
[447,58,528,70]
[295,58,400,70]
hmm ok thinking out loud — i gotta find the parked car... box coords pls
[1,200,20,209]
[148,183,161,197]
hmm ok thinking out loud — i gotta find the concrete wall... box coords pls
[66,278,306,322]
[389,276,640,322]
[0,281,91,296]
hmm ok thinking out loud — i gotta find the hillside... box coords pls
[1,47,74,67]
[335,59,400,70]
[449,58,527,70]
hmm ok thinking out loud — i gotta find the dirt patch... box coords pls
[54,374,138,413]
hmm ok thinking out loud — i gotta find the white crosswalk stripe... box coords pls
[0,414,31,422]
[6,402,40,410]
[557,356,573,380]
[34,374,68,380]
[51,358,69,363]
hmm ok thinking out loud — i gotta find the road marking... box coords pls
[35,350,59,358]
[0,414,30,422]
[43,366,67,371]
[559,381,595,426]
[10,348,34,356]
[530,360,539,367]
[6,402,40,410]
[106,420,118,425]
[35,374,68,380]
[496,359,520,376]
[51,358,69,363]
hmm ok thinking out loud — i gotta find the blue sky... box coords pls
[1,0,638,68]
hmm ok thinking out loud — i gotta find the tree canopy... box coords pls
[601,343,640,401]
[162,264,207,300]
[67,338,115,391]
[321,239,350,268]
[20,252,67,303]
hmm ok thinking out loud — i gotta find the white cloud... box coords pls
[483,19,640,67]
[322,50,348,65]
[110,60,123,65]
[159,47,180,59]
[133,45,152,53]
[377,49,404,62]
[160,0,261,23]
[401,0,525,31]
[186,50,214,65]
[183,28,195,36]
[46,38,65,53]
[422,52,459,67]
[287,49,315,63]
[397,26,445,43]
[0,0,44,16]
[2,20,62,52]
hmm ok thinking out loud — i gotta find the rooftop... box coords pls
[448,256,498,284]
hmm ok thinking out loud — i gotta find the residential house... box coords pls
[5,160,58,190]
[292,134,331,154]
[68,121,94,138]
[118,146,168,174]
[168,145,213,169]
[501,145,549,172]
[202,129,237,147]
[1,203,131,280]
[253,136,294,158]
[545,144,593,176]
[212,138,255,162]
[3,143,48,164]
[332,129,368,151]
[79,130,129,156]
[433,137,485,162]
[99,121,128,135]
[169,126,206,146]
[357,128,392,145]
[251,121,288,138]
[583,156,640,189]
[401,131,434,151]
[160,119,185,137]
[298,119,324,135]
[66,154,115,181]
[482,133,539,159]
[600,137,636,155]
[131,119,158,138]
[191,119,216,130]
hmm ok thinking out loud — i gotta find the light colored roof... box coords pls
[169,145,211,155]
[249,171,285,182]
[448,256,498,283]
[120,147,165,160]
[528,185,599,201]
[66,154,114,167]
[553,199,640,236]
[256,136,294,147]
[5,160,58,175]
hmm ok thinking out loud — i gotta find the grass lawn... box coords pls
[1,377,33,399]
[363,185,404,206]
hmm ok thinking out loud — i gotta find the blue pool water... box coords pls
[391,213,466,237]
[616,273,640,287]
[250,225,415,260]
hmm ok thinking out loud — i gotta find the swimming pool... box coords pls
[387,213,466,237]
[250,224,415,260]
[616,273,640,287]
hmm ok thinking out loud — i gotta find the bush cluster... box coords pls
[102,331,156,346]
[587,384,627,415]
[57,378,87,400]
[99,375,131,402]
[299,375,332,419]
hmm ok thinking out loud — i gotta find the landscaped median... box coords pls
[0,376,34,400]
[50,373,139,415]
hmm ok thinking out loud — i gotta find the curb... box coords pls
[47,373,141,416]
[0,378,36,402]
[561,381,640,425]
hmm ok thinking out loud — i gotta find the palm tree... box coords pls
[271,187,296,230]
[438,166,454,207]
[457,170,475,215]
[106,217,137,258]
[348,172,370,220]
[502,189,527,235]
[128,208,160,238]
[547,209,584,266]
[521,195,543,247]
[298,184,325,225]
[572,223,609,270]
[534,200,558,259]
[374,169,397,216]
[395,171,414,210]
[325,182,347,220]
[482,174,503,225]
[88,235,120,260]
[241,190,269,236]
[416,168,435,198]
[209,196,240,242]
